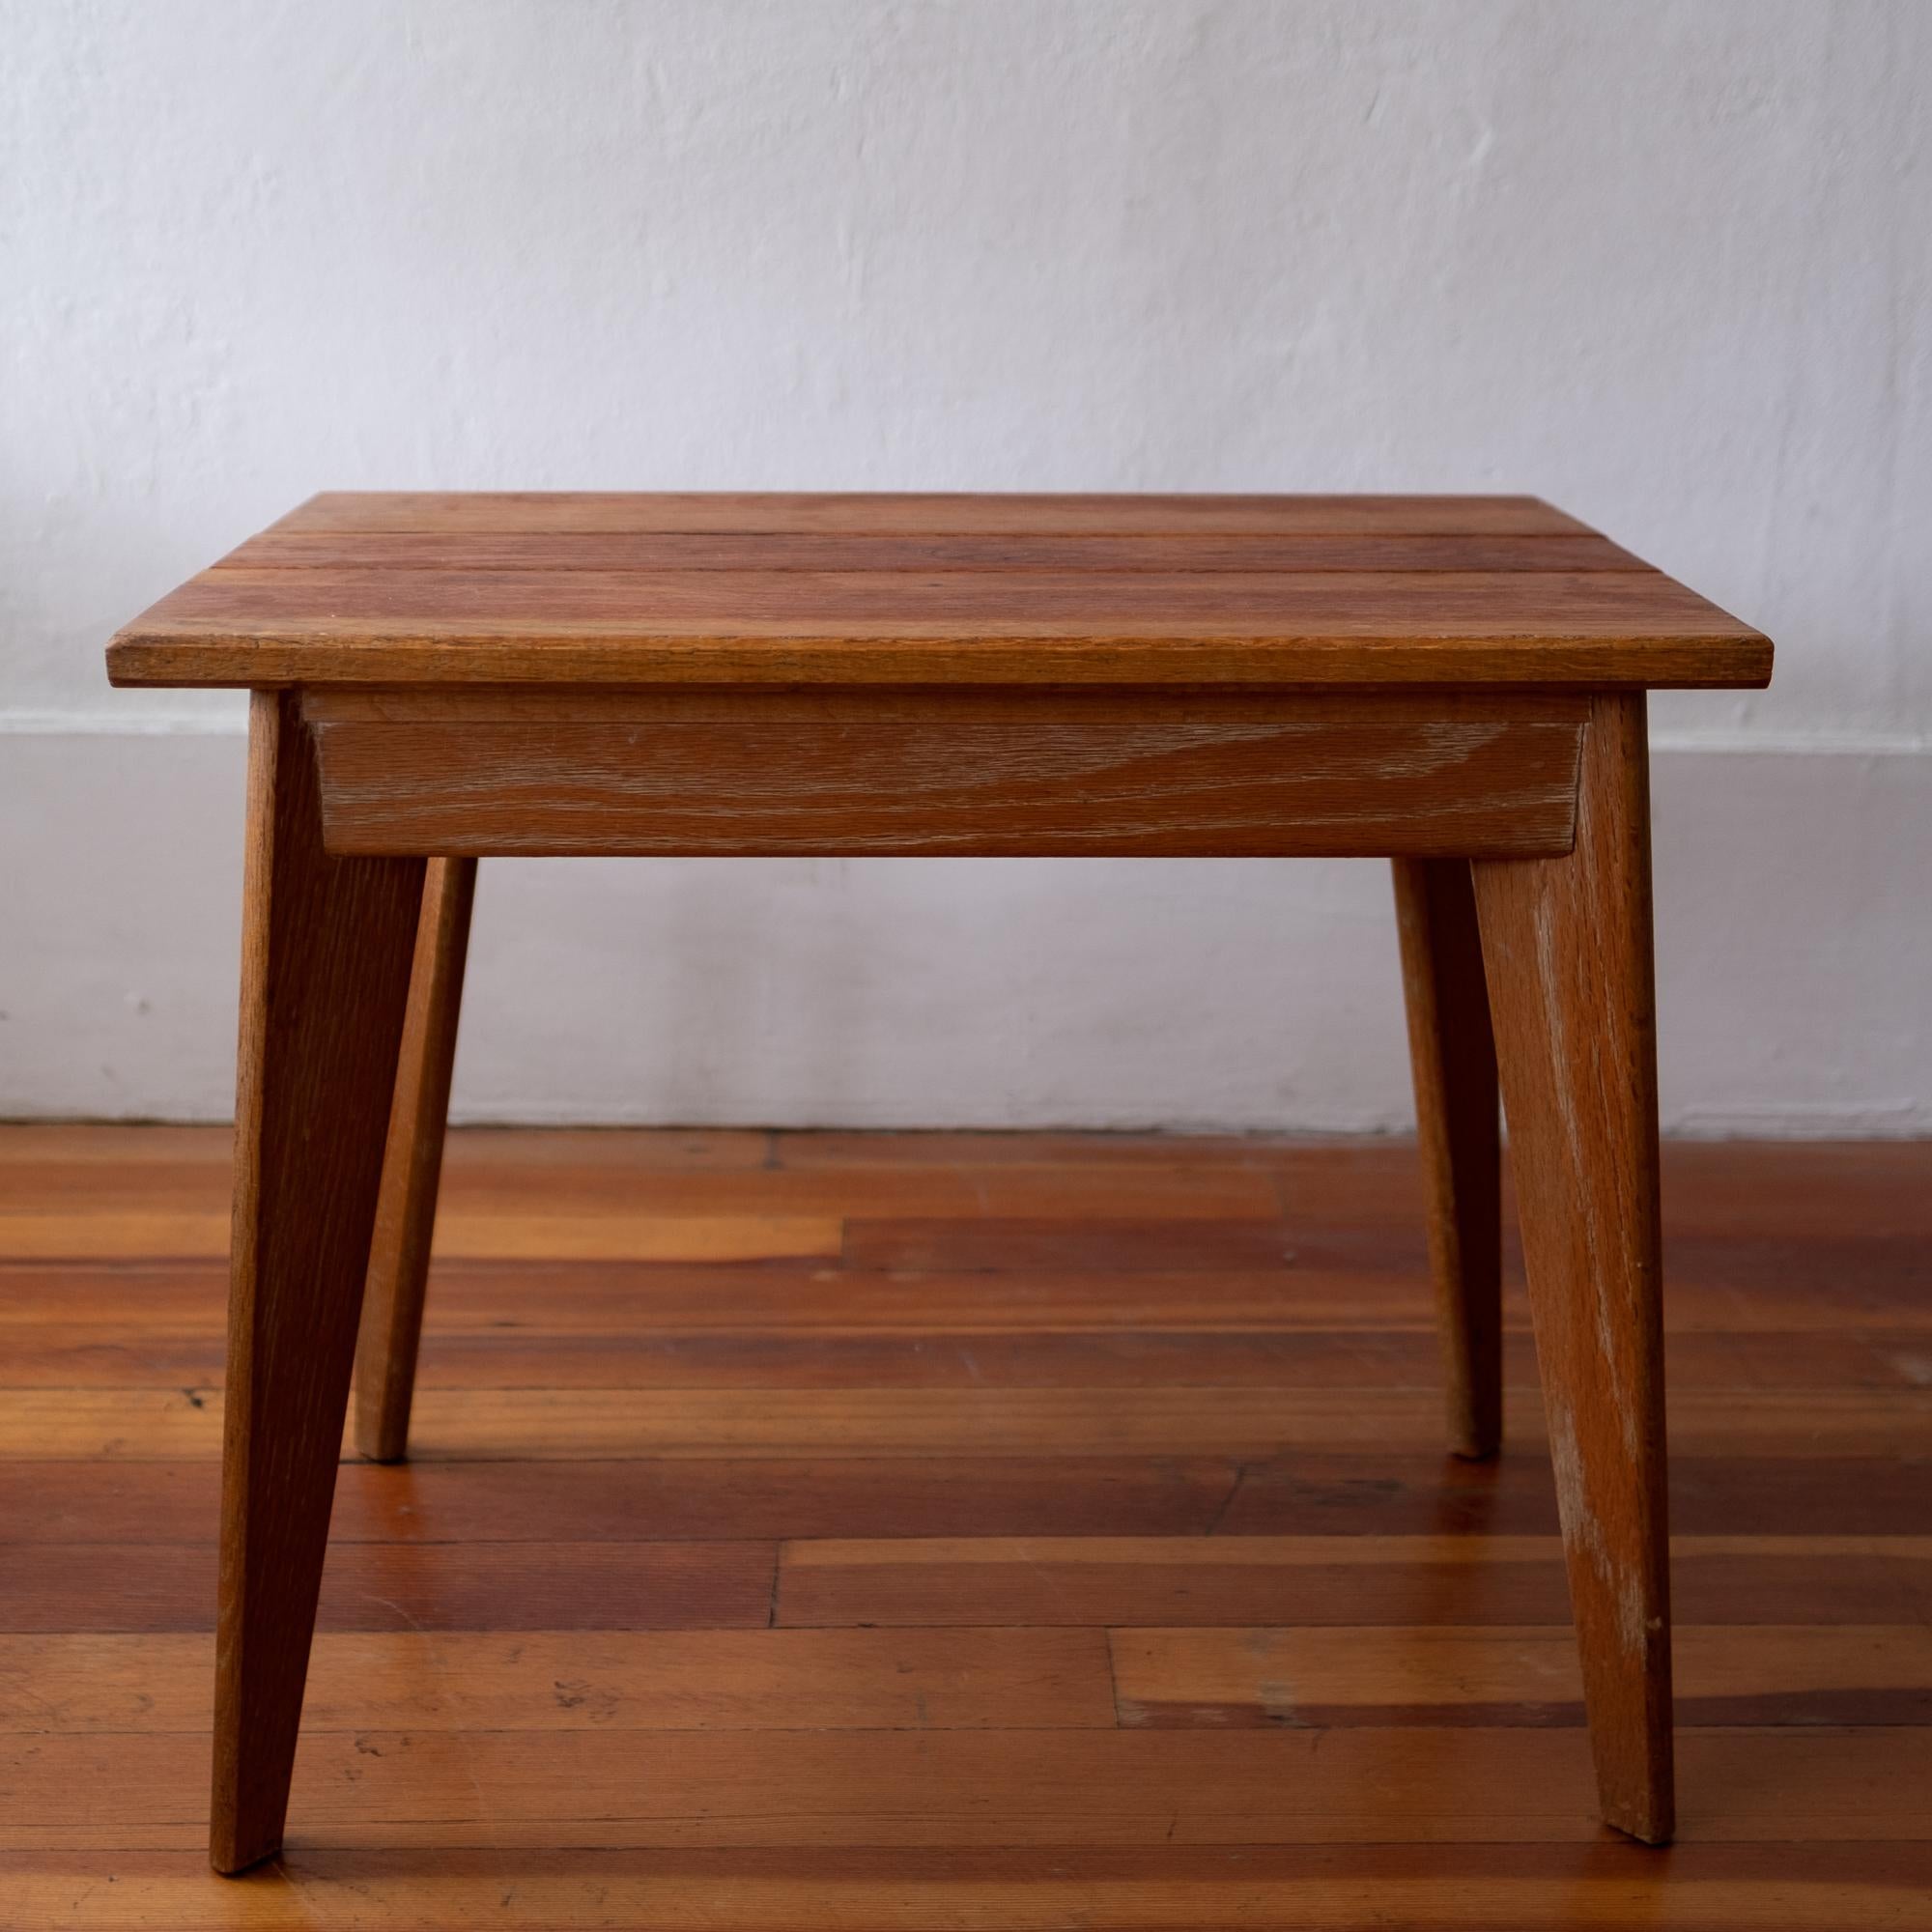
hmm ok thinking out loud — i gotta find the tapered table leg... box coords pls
[354,855,477,1463]
[1472,692,1673,1844]
[213,691,425,1873]
[1392,857,1502,1460]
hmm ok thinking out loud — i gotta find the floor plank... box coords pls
[5,1726,1927,1845]
[776,1535,1932,1630]
[0,1211,844,1264]
[7,1383,1924,1461]
[9,1245,1928,1333]
[0,1455,1240,1544]
[0,1540,779,1633]
[0,1628,1117,1732]
[1108,1624,1932,1728]
[6,1323,1923,1391]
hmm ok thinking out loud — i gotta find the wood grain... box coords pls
[0,1541,780,1634]
[270,491,1601,535]
[1214,1451,1932,1540]
[8,1236,1924,1330]
[1393,858,1503,1457]
[0,1211,842,1264]
[220,527,1651,574]
[107,570,1772,691]
[0,1452,1239,1546]
[103,493,1771,691]
[14,1622,1930,1734]
[6,1230,1924,1332]
[5,1126,1922,1927]
[0,1144,1288,1219]
[2,1628,1117,1733]
[6,1322,1927,1395]
[1,1845,1926,1929]
[776,1536,1932,1633]
[8,1726,1927,1845]
[303,688,1589,859]
[7,1383,1925,1462]
[4,1448,1924,1548]
[1109,1624,1932,1728]
[354,856,477,1463]
[9,1534,1931,1637]
[213,692,425,1874]
[1474,693,1673,1843]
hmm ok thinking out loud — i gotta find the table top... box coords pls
[106,493,1772,691]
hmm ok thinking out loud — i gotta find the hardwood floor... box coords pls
[0,1124,1927,1926]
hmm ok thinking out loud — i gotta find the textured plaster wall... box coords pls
[3,1,1927,1129]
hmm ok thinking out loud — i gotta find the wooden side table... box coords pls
[107,492,1772,1872]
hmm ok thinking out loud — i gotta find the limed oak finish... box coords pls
[106,492,1771,1872]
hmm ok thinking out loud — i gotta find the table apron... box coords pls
[300,686,1589,860]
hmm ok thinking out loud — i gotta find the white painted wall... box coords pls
[4,0,1927,1131]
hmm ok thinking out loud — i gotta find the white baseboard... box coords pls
[3,732,1926,1135]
